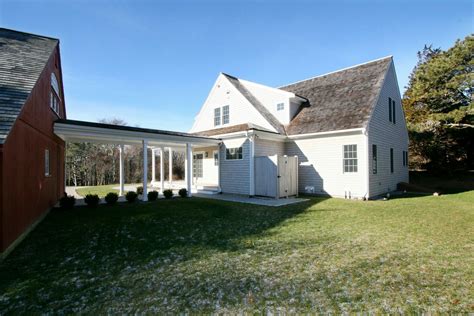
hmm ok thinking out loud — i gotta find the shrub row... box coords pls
[60,187,189,210]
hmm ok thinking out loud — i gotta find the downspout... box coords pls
[364,127,370,200]
[247,131,255,197]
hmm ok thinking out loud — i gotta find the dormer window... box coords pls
[277,102,284,111]
[50,73,60,115]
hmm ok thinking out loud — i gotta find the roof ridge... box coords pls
[0,27,59,42]
[278,56,393,88]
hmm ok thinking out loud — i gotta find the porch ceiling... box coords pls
[54,119,221,148]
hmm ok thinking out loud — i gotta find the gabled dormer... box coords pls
[190,73,307,135]
[237,79,307,125]
[190,73,283,134]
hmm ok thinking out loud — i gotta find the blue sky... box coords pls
[1,0,472,131]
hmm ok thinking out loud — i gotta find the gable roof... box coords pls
[0,28,58,144]
[222,73,286,135]
[279,56,392,135]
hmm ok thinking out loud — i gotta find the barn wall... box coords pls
[1,45,65,252]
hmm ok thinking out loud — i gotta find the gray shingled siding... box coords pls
[219,139,250,195]
[0,29,58,144]
[254,138,285,157]
[368,63,409,197]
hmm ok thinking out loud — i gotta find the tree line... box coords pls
[65,119,185,187]
[402,34,473,172]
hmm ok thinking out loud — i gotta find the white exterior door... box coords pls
[193,153,204,183]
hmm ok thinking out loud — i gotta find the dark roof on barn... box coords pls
[222,73,286,135]
[193,123,277,137]
[279,57,392,135]
[0,28,58,144]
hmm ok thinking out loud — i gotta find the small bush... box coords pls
[163,189,173,199]
[59,193,76,209]
[136,186,144,195]
[105,192,119,205]
[148,190,159,201]
[84,194,100,208]
[178,188,188,198]
[126,191,138,203]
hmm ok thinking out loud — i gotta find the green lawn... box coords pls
[75,184,121,197]
[0,192,473,313]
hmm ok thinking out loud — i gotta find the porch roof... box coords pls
[54,119,221,148]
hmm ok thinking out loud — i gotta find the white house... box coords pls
[189,56,409,199]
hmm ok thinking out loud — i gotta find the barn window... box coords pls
[50,73,60,115]
[372,144,377,174]
[277,102,284,111]
[403,150,408,167]
[214,107,221,126]
[45,149,50,176]
[343,144,358,173]
[222,105,230,124]
[390,148,394,173]
[226,147,243,160]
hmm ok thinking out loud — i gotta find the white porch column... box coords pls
[142,139,148,201]
[168,147,173,188]
[185,143,193,197]
[151,148,156,185]
[249,135,255,196]
[160,147,165,193]
[119,144,125,196]
[217,144,221,192]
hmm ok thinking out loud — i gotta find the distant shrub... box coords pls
[84,194,100,208]
[105,192,119,205]
[178,188,188,198]
[163,189,173,199]
[148,190,159,201]
[136,186,144,195]
[126,191,138,203]
[60,193,76,209]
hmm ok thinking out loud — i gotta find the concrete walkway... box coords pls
[194,193,309,207]
[66,186,308,207]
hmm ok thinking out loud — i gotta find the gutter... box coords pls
[287,128,364,140]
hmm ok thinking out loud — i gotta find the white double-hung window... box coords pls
[214,107,221,126]
[214,105,230,126]
[343,144,358,173]
[222,105,230,124]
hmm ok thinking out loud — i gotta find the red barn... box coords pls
[0,28,66,256]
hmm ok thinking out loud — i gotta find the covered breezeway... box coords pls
[54,119,221,200]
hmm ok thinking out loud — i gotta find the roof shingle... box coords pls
[0,28,58,144]
[279,57,392,135]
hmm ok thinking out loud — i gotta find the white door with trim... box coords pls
[193,153,204,184]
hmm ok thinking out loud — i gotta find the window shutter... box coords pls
[392,100,396,124]
[390,148,394,173]
[388,97,392,122]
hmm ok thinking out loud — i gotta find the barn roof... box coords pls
[0,28,58,144]
[280,56,392,135]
